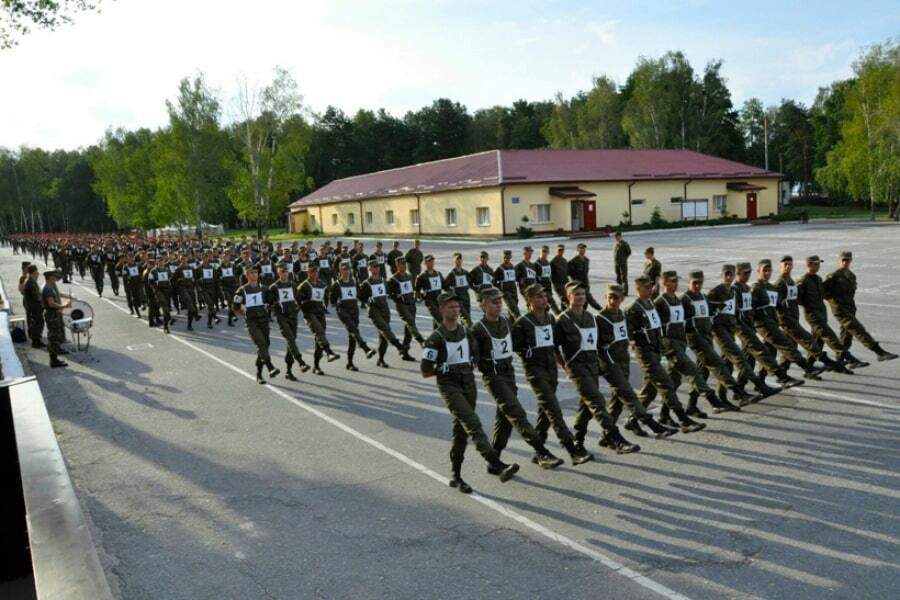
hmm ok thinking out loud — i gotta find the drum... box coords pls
[63,300,94,329]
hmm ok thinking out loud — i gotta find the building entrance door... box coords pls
[571,201,583,231]
[583,200,596,230]
[746,193,758,220]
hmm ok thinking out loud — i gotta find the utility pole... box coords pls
[763,114,769,170]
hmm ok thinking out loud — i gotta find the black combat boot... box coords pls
[531,444,564,469]
[640,415,679,438]
[563,440,594,465]
[819,353,853,374]
[623,416,648,437]
[673,406,706,433]
[732,386,761,407]
[361,342,377,359]
[800,359,825,380]
[266,362,280,380]
[707,390,740,413]
[685,393,709,419]
[840,350,869,369]
[284,356,298,381]
[775,367,804,388]
[658,405,678,429]
[873,344,898,362]
[449,463,473,494]
[255,361,266,384]
[600,428,641,454]
[752,376,782,398]
[49,353,68,368]
[486,455,520,481]
[326,348,340,362]
[207,316,214,329]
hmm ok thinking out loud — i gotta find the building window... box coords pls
[530,204,551,224]
[310,215,317,227]
[477,207,490,226]
[348,213,355,225]
[331,214,338,226]
[386,210,395,225]
[365,211,373,225]
[671,197,683,204]
[445,208,457,227]
[682,199,709,221]
[631,198,645,206]
[713,195,727,214]
[410,209,420,226]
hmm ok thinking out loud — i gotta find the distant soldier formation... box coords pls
[4,231,896,493]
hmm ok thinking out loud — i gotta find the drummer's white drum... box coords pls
[63,300,94,332]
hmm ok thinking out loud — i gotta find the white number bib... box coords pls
[376,255,385,264]
[525,268,536,280]
[261,264,273,275]
[156,271,169,282]
[491,334,513,360]
[741,292,753,312]
[168,265,178,273]
[357,259,367,270]
[182,270,193,279]
[340,285,356,301]
[541,265,551,278]
[428,276,441,291]
[721,298,736,315]
[482,273,493,286]
[454,275,468,288]
[669,305,685,324]
[202,268,214,279]
[645,307,662,329]
[221,267,234,278]
[534,324,554,348]
[612,321,628,342]
[128,266,139,277]
[319,259,330,269]
[692,300,709,318]
[399,280,414,295]
[787,285,798,301]
[244,291,264,307]
[371,283,387,298]
[278,287,295,304]
[766,290,779,307]
[311,287,325,302]
[579,326,598,352]
[503,269,515,282]
[445,338,470,365]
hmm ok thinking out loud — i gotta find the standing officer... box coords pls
[233,265,280,384]
[550,244,569,310]
[643,247,662,299]
[330,262,377,371]
[797,255,866,368]
[824,251,897,362]
[388,257,425,349]
[270,264,311,380]
[415,254,444,327]
[472,287,564,470]
[494,250,521,319]
[405,239,424,280]
[444,252,472,327]
[421,292,520,494]
[22,265,46,348]
[386,241,404,275]
[359,260,415,368]
[42,269,72,368]
[557,281,639,454]
[298,264,341,374]
[512,284,594,465]
[567,243,602,310]
[535,245,560,313]
[613,232,632,295]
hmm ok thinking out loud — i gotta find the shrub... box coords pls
[650,206,666,226]
[301,225,310,236]
[344,228,352,237]
[516,225,534,238]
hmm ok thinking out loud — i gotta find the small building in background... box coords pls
[288,149,782,237]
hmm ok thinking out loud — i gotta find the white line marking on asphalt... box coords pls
[65,276,692,600]
[788,386,900,412]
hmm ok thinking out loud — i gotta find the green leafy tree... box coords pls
[1,0,104,49]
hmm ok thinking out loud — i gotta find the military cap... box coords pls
[424,254,435,261]
[758,258,772,268]
[276,262,290,271]
[367,258,379,266]
[414,239,421,245]
[21,260,31,269]
[805,255,822,264]
[479,250,489,258]
[736,261,752,273]
[556,244,565,250]
[503,250,512,257]
[43,269,61,278]
[395,256,407,263]
[576,243,587,249]
[523,283,546,298]
[541,245,550,252]
[376,241,383,247]
[26,264,38,274]
[479,287,503,302]
[523,246,534,252]
[839,251,853,260]
[645,246,655,254]
[614,231,623,237]
[780,255,793,263]
[662,270,679,281]
[721,264,736,275]
[452,252,462,258]
[634,276,652,288]
[437,291,460,305]
[565,280,587,292]
[306,263,319,271]
[605,283,625,297]
[244,264,260,273]
[688,270,704,281]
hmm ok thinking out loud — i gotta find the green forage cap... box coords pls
[524,283,546,298]
[565,280,586,292]
[662,270,679,281]
[839,251,853,260]
[437,291,460,305]
[634,276,652,287]
[805,255,822,264]
[736,262,752,273]
[721,264,736,274]
[758,258,772,268]
[479,286,503,301]
[688,270,704,281]
[606,284,625,297]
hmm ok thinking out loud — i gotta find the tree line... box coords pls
[1,40,897,235]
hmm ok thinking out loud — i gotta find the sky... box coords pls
[1,0,897,151]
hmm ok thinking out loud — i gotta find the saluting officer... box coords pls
[297,264,341,374]
[421,291,520,494]
[511,284,593,465]
[269,264,311,380]
[387,257,425,349]
[359,260,415,368]
[493,250,521,319]
[472,287,564,470]
[330,262,376,372]
[823,251,897,362]
[415,254,444,327]
[233,265,281,384]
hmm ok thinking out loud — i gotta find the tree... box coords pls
[92,128,158,229]
[232,66,310,236]
[693,60,743,160]
[1,0,104,49]
[770,100,815,198]
[405,98,472,162]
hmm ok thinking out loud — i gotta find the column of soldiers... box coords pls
[9,233,897,499]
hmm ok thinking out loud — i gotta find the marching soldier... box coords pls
[359,260,415,368]
[387,257,425,350]
[124,254,145,318]
[550,244,569,310]
[269,264,311,380]
[148,257,174,333]
[627,277,706,434]
[415,254,444,327]
[535,245,560,313]
[823,251,897,362]
[233,265,280,384]
[297,264,341,374]
[371,241,388,278]
[198,254,221,329]
[557,280,639,453]
[352,242,369,283]
[567,242,602,310]
[444,252,472,326]
[494,250,521,319]
[88,245,105,296]
[515,246,539,297]
[796,255,866,368]
[422,291,520,493]
[593,284,679,438]
[386,241,404,276]
[643,247,661,299]
[613,232,632,295]
[468,251,494,296]
[330,262,377,371]
[405,239,424,280]
[173,256,199,331]
[103,243,120,296]
[472,287,565,470]
[42,269,73,368]
[218,254,239,326]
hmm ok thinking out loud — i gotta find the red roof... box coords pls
[290,149,781,208]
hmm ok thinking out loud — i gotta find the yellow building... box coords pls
[288,149,782,237]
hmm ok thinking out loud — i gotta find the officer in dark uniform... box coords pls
[642,247,662,299]
[824,251,897,362]
[797,255,866,368]
[386,241,404,275]
[567,243,602,310]
[493,250,521,319]
[42,270,72,368]
[387,257,425,349]
[22,265,46,348]
[557,280,639,453]
[359,260,415,367]
[405,239,424,280]
[415,255,444,327]
[330,262,376,371]
[233,265,280,384]
[613,232,632,295]
[472,287,564,470]
[550,244,569,310]
[421,291,519,494]
[269,264,311,380]
[298,264,341,374]
[444,252,472,327]
[511,284,593,465]
[535,245,560,313]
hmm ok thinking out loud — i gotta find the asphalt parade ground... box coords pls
[4,220,900,600]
